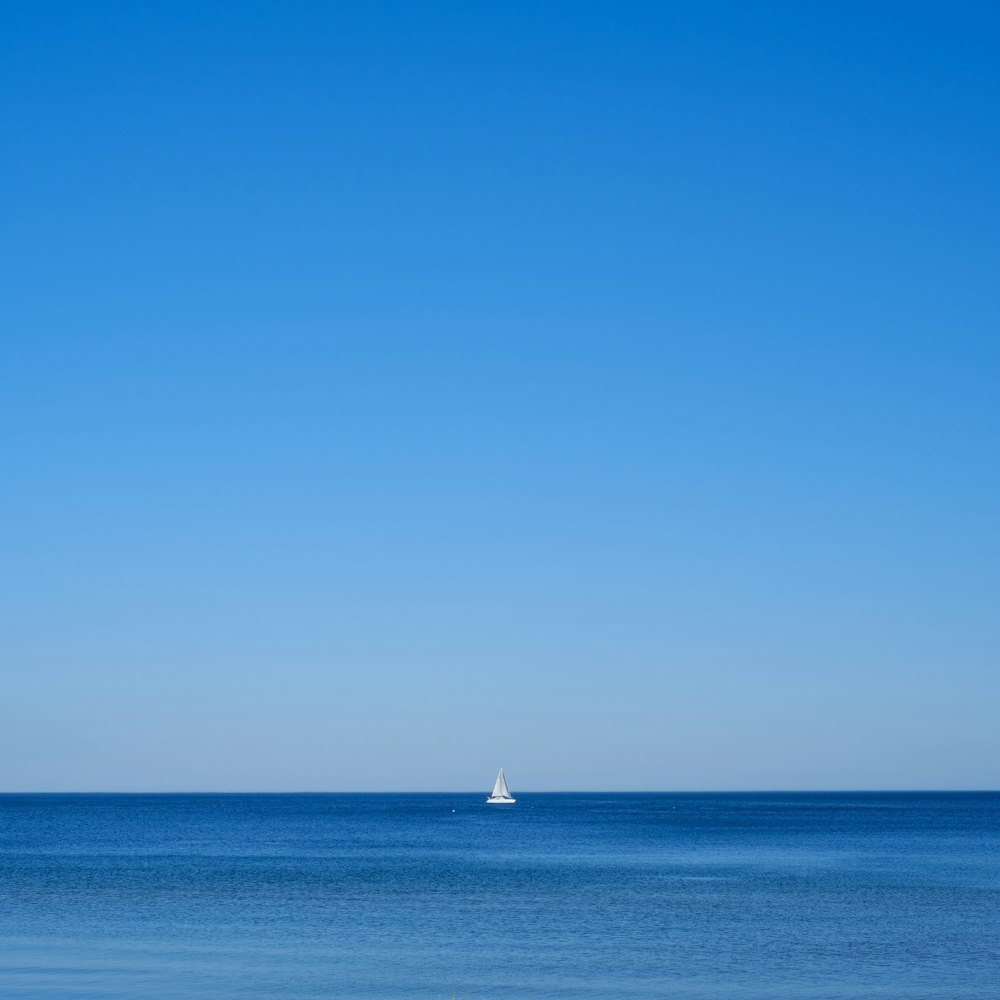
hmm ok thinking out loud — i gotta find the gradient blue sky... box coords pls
[3,2,998,791]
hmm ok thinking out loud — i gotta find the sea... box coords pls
[0,792,997,998]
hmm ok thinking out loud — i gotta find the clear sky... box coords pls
[2,2,998,791]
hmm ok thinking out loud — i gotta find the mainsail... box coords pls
[491,768,511,800]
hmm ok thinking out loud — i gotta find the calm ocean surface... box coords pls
[0,792,997,998]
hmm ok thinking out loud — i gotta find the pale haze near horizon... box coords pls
[2,3,998,792]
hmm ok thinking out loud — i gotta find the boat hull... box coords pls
[486,796,516,804]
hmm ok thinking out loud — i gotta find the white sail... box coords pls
[487,768,515,803]
[492,769,509,799]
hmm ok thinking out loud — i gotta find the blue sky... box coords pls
[3,2,998,790]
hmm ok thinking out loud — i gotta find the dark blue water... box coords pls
[1,793,997,998]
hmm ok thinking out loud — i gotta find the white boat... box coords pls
[486,768,516,804]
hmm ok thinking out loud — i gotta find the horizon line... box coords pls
[1,788,998,795]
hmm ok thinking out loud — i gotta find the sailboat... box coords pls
[486,768,516,804]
